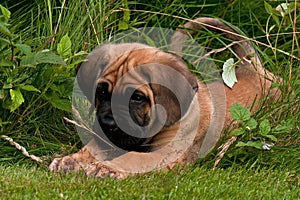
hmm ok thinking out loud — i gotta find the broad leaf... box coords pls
[230,103,251,122]
[264,1,274,15]
[20,85,40,93]
[265,134,277,142]
[35,51,66,65]
[0,22,12,37]
[57,34,72,58]
[230,128,244,136]
[259,119,271,135]
[9,88,24,112]
[46,95,71,112]
[236,141,263,150]
[246,118,258,130]
[21,50,65,66]
[222,58,237,88]
[123,9,130,22]
[15,44,32,55]
[118,20,129,30]
[0,59,13,67]
[272,119,293,134]
[0,5,11,20]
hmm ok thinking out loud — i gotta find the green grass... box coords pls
[0,0,299,199]
[0,164,299,200]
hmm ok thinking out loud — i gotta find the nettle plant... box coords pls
[0,5,85,127]
[222,58,292,151]
[220,58,293,164]
[228,103,293,151]
[217,2,298,164]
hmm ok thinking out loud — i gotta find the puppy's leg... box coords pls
[83,141,201,179]
[49,147,96,173]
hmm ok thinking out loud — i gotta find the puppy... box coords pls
[49,17,279,179]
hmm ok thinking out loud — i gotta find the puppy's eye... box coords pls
[96,82,109,97]
[97,88,107,96]
[130,91,147,103]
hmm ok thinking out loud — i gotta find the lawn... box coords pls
[0,0,299,199]
[1,164,299,199]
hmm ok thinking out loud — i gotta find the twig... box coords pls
[1,135,43,163]
[213,136,237,169]
[63,105,114,148]
[191,40,243,64]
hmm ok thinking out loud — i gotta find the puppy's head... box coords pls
[77,44,198,151]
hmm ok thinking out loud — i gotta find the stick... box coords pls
[63,105,114,148]
[1,135,43,163]
[213,136,237,169]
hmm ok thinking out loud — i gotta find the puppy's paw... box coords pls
[85,162,125,179]
[49,156,82,173]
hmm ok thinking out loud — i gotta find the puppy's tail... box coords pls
[170,17,273,80]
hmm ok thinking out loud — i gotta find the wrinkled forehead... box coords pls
[95,48,172,91]
[97,71,151,94]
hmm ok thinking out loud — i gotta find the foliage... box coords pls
[0,4,86,161]
[229,103,293,150]
[0,0,298,181]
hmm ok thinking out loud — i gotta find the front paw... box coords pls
[49,156,82,173]
[85,162,125,179]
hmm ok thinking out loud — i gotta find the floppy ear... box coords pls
[146,55,198,127]
[150,84,181,127]
[76,43,152,102]
[77,48,108,102]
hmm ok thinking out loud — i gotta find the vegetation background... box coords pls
[0,0,299,199]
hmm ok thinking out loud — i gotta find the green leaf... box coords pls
[271,15,280,26]
[0,22,12,38]
[3,83,12,89]
[35,51,66,65]
[20,85,40,93]
[264,1,274,15]
[0,5,11,20]
[222,58,237,88]
[20,54,36,66]
[245,118,258,130]
[21,50,66,66]
[272,119,294,134]
[57,34,72,58]
[236,141,263,150]
[230,128,245,136]
[230,103,251,122]
[0,59,14,67]
[270,82,280,89]
[46,96,71,112]
[15,44,32,55]
[0,119,10,127]
[0,37,10,45]
[118,20,129,30]
[123,9,130,22]
[0,90,5,99]
[259,119,271,135]
[265,134,277,142]
[9,88,24,112]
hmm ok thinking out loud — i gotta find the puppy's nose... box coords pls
[102,114,116,128]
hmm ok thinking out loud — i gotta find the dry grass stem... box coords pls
[213,136,237,169]
[63,105,114,148]
[1,135,43,163]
